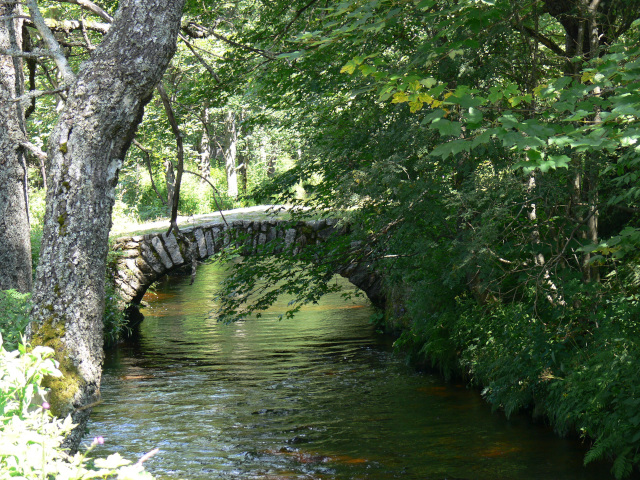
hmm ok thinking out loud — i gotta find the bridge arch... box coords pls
[111,218,385,309]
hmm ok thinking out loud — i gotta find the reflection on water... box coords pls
[90,262,617,479]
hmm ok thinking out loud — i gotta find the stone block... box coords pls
[119,249,140,258]
[161,232,185,265]
[140,242,164,273]
[135,255,154,275]
[194,228,208,258]
[266,226,277,242]
[151,237,173,269]
[284,228,297,245]
[114,278,136,302]
[123,258,143,282]
[204,229,214,256]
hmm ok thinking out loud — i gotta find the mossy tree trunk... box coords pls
[0,4,32,293]
[29,0,185,449]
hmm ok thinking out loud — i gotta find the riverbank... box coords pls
[381,288,640,479]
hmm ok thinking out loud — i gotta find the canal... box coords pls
[90,262,616,479]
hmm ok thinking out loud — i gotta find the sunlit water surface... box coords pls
[90,262,617,479]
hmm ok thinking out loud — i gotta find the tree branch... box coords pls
[183,169,229,227]
[19,138,47,161]
[132,139,166,206]
[38,60,68,102]
[273,0,319,43]
[53,0,113,22]
[11,85,69,104]
[178,33,220,83]
[42,17,110,34]
[80,18,95,50]
[517,24,567,58]
[0,46,56,58]
[182,21,277,60]
[156,82,184,236]
[25,0,75,85]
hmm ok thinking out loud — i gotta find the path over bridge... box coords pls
[111,208,385,309]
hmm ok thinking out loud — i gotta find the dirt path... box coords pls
[110,205,290,238]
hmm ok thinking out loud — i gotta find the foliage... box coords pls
[102,279,128,348]
[208,1,640,477]
[115,163,241,223]
[0,291,32,352]
[28,187,47,229]
[0,339,155,479]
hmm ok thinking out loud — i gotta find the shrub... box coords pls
[0,338,156,479]
[401,288,640,479]
[103,278,128,348]
[0,290,32,352]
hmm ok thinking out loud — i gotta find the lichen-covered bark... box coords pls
[0,5,32,293]
[29,0,185,448]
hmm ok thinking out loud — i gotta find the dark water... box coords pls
[90,262,616,479]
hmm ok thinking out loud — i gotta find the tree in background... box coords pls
[0,3,32,293]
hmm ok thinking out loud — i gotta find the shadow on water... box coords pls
[92,262,627,480]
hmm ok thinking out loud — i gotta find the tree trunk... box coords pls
[29,0,185,449]
[0,3,32,293]
[198,107,212,182]
[262,137,276,178]
[544,0,602,283]
[157,82,184,234]
[224,109,238,198]
[239,151,248,195]
[165,157,175,210]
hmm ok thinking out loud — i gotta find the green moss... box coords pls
[57,213,68,236]
[30,319,82,417]
[299,224,314,238]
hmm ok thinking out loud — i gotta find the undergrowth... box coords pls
[393,287,640,479]
[0,337,157,479]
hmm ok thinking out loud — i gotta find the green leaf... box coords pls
[431,118,462,137]
[421,109,445,124]
[416,0,435,10]
[359,64,377,76]
[277,51,305,60]
[466,107,483,124]
[420,77,438,88]
[431,139,470,158]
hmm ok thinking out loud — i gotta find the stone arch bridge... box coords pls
[111,217,385,309]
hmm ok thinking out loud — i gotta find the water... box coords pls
[90,262,617,479]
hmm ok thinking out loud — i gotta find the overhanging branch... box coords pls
[182,21,277,60]
[25,0,75,85]
[517,24,567,58]
[54,0,113,22]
